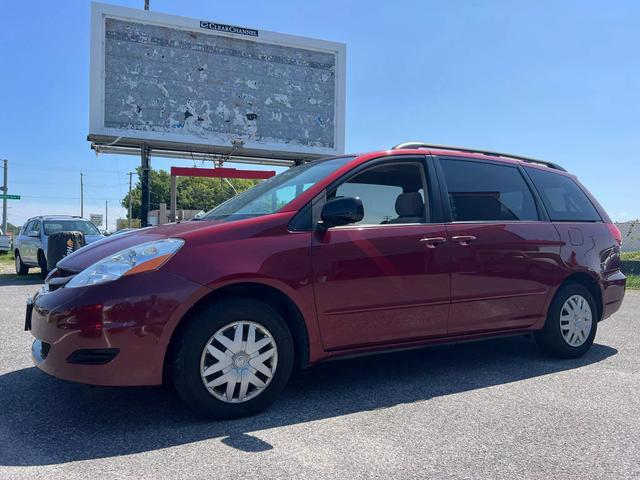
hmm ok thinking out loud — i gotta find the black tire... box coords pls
[37,250,48,279]
[535,283,598,359]
[15,251,28,275]
[172,297,294,419]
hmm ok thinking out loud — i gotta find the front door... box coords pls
[312,158,450,350]
[437,156,563,334]
[23,220,40,263]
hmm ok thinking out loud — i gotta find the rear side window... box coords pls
[525,168,601,222]
[440,158,539,222]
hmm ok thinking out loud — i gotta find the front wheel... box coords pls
[172,298,294,419]
[535,284,598,358]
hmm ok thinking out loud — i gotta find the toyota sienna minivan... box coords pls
[26,143,626,418]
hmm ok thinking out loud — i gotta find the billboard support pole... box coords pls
[128,172,133,227]
[170,175,177,223]
[140,145,151,227]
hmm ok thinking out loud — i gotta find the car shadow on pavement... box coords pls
[0,336,617,466]
[0,274,43,287]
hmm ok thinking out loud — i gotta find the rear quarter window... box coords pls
[525,167,601,222]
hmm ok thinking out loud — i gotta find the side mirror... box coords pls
[27,230,40,238]
[320,197,364,228]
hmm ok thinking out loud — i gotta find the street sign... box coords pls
[0,194,20,200]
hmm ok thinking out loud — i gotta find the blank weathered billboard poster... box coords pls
[89,3,346,160]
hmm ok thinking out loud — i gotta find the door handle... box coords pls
[419,237,447,248]
[451,235,476,245]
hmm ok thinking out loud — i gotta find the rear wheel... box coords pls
[15,251,28,275]
[172,298,294,419]
[535,283,597,358]
[37,250,48,279]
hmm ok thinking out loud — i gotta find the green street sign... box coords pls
[0,194,20,200]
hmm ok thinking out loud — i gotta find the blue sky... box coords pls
[1,0,639,229]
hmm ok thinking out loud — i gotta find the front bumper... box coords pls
[29,269,206,386]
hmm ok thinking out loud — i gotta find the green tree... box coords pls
[5,222,21,236]
[121,167,258,220]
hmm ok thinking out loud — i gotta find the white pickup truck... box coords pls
[0,228,12,254]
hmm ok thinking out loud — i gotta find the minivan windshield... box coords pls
[201,156,354,221]
[43,219,101,236]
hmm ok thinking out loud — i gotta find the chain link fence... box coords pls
[615,221,640,253]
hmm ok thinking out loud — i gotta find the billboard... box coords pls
[89,3,346,161]
[89,213,103,226]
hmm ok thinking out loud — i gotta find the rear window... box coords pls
[525,168,601,222]
[440,158,539,222]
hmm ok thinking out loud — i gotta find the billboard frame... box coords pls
[89,2,346,161]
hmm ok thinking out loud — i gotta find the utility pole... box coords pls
[144,0,149,10]
[128,171,133,228]
[80,173,84,218]
[1,159,7,233]
[105,200,108,233]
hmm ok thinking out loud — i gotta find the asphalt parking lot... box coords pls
[0,278,638,480]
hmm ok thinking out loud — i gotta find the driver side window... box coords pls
[329,162,429,226]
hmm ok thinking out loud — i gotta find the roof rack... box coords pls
[391,142,566,171]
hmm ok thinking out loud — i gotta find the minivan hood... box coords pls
[55,214,293,273]
[56,221,221,273]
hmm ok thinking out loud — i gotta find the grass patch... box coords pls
[0,252,41,281]
[621,251,640,261]
[0,251,14,265]
[626,275,640,290]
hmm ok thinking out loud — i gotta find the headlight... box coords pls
[66,239,184,288]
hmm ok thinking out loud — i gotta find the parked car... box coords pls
[15,215,104,277]
[0,228,11,254]
[26,144,626,419]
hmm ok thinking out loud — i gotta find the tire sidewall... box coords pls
[172,298,294,419]
[540,284,598,358]
[15,251,27,275]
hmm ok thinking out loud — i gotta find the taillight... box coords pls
[606,223,622,246]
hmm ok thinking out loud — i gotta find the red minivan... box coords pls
[26,143,626,418]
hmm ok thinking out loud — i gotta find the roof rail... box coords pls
[391,142,566,171]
